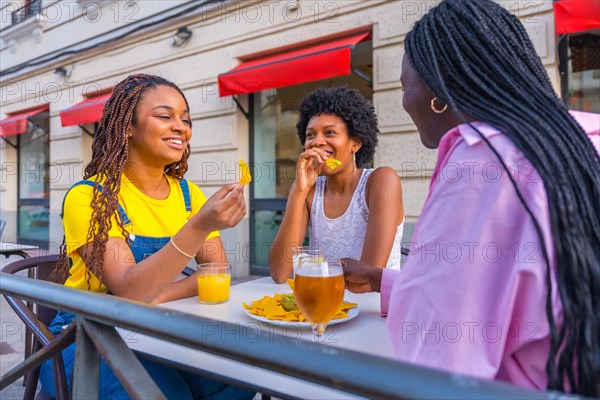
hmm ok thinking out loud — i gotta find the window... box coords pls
[11,0,42,26]
[566,32,600,113]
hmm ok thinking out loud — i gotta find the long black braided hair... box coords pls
[405,0,600,395]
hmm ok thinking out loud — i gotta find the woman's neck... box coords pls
[123,162,170,199]
[325,168,363,195]
[434,111,478,145]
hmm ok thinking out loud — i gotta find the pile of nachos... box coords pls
[242,280,357,322]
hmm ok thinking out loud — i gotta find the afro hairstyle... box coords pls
[295,86,378,167]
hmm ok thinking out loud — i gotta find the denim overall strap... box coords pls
[60,180,131,225]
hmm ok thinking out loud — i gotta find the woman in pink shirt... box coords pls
[342,0,600,396]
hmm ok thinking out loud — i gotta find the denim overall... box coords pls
[40,179,253,399]
[48,178,192,333]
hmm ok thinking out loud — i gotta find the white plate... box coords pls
[243,305,359,328]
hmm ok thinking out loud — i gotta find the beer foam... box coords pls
[295,261,342,277]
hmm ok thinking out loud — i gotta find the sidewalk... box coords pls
[0,252,262,399]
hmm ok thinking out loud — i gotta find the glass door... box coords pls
[17,113,50,248]
[249,88,304,274]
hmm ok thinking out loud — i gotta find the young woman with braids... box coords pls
[342,0,599,396]
[41,74,254,399]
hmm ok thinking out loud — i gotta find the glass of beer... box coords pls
[291,246,322,278]
[197,263,231,304]
[294,260,344,342]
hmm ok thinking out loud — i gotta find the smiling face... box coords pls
[127,85,192,169]
[304,113,361,174]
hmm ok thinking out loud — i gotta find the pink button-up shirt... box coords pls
[381,112,599,389]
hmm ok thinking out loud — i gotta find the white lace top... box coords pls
[309,168,404,269]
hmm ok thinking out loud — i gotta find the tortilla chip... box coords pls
[341,301,357,312]
[239,160,252,185]
[324,158,342,170]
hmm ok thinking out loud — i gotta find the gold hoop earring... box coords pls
[352,150,356,172]
[431,97,448,114]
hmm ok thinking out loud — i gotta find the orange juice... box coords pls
[294,274,344,324]
[197,273,231,304]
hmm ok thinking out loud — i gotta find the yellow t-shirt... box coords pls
[62,174,219,292]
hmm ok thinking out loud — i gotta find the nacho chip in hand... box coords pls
[239,160,252,185]
[325,158,342,170]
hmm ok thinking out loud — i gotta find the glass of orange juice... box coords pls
[197,263,231,304]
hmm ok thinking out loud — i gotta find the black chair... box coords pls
[1,255,69,400]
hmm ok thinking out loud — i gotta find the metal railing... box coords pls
[10,0,42,26]
[0,272,576,399]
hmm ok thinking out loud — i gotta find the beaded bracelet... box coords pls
[170,237,195,258]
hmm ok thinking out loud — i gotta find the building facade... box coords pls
[0,0,592,276]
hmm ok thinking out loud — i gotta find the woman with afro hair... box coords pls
[269,86,404,282]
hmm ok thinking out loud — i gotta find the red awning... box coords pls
[218,32,371,97]
[60,92,111,127]
[0,106,48,138]
[554,0,600,34]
